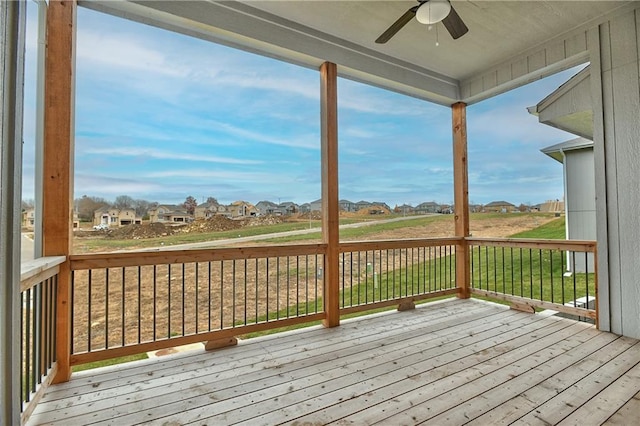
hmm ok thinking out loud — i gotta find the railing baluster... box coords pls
[208,261,212,331]
[121,267,125,347]
[105,268,109,349]
[152,265,157,341]
[220,261,224,329]
[137,266,141,344]
[572,251,577,306]
[182,264,186,336]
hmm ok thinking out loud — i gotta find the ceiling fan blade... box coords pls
[442,4,468,40]
[375,6,418,44]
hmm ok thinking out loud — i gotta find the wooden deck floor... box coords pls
[28,298,640,425]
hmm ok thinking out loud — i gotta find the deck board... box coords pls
[26,298,640,426]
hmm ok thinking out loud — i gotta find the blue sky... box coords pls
[22,4,577,208]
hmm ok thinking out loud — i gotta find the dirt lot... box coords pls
[360,213,556,241]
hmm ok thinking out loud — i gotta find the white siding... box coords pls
[592,8,640,338]
[565,149,596,273]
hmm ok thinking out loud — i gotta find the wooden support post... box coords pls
[320,62,340,328]
[43,0,76,383]
[452,102,470,299]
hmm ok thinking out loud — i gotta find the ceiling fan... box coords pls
[376,0,468,44]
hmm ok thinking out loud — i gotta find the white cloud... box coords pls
[83,147,263,165]
[145,169,291,183]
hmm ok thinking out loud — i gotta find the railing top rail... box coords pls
[70,243,328,270]
[20,256,66,291]
[339,237,462,252]
[465,237,596,252]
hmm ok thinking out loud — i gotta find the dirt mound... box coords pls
[183,216,245,233]
[105,222,178,239]
[246,215,284,227]
[182,215,285,233]
[297,211,322,220]
[356,205,391,215]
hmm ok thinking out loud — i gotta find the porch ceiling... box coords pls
[82,0,632,106]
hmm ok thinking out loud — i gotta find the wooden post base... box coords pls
[204,337,238,351]
[398,300,416,311]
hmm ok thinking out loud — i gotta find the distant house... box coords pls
[255,200,278,216]
[415,201,440,214]
[22,208,35,230]
[148,205,192,223]
[539,199,565,213]
[228,201,258,218]
[299,203,311,213]
[339,199,357,212]
[277,201,298,215]
[355,200,372,211]
[309,199,322,212]
[483,201,516,213]
[439,204,453,214]
[194,201,223,220]
[94,207,142,227]
[396,204,414,215]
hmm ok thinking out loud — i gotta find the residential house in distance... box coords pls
[414,201,440,214]
[194,201,225,220]
[539,199,565,213]
[355,200,373,212]
[148,205,193,223]
[469,204,484,213]
[22,208,35,230]
[93,207,141,227]
[396,204,414,215]
[277,201,298,215]
[309,199,322,212]
[298,203,311,213]
[483,201,516,213]
[338,199,357,212]
[227,201,258,218]
[255,200,278,216]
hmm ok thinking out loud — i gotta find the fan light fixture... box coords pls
[415,0,451,25]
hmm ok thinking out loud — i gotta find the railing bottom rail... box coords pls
[471,289,596,320]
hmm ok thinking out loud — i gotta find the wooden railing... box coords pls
[20,255,65,424]
[61,237,596,370]
[338,238,460,314]
[69,244,327,365]
[467,238,597,322]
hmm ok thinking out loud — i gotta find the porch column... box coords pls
[320,62,340,327]
[1,0,26,422]
[44,0,76,383]
[452,102,470,298]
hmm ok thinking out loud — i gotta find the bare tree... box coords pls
[132,199,152,218]
[75,195,109,221]
[114,195,135,209]
[183,195,198,215]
